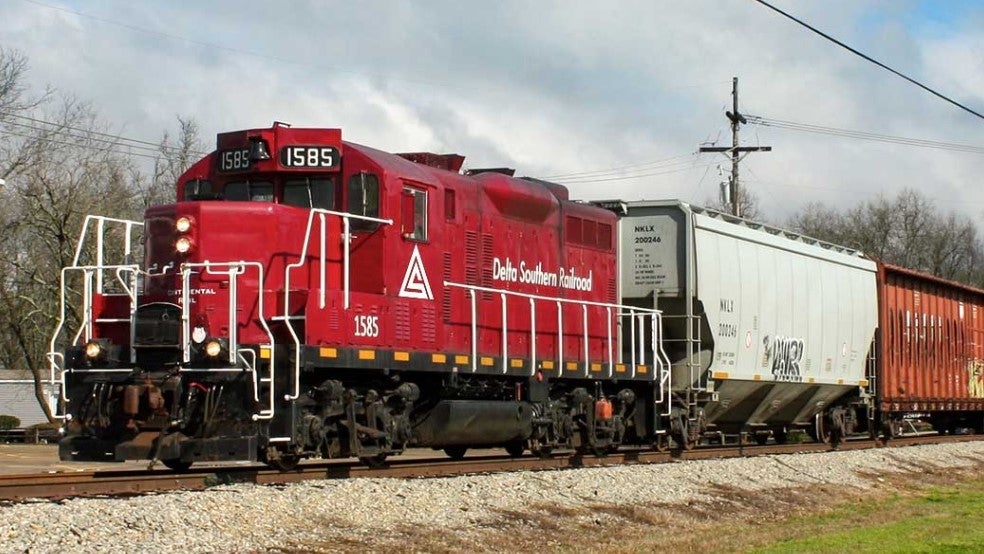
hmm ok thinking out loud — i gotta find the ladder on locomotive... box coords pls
[48,215,144,419]
[47,215,280,422]
[174,260,277,422]
[278,208,394,410]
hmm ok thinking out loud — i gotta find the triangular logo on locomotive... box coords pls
[399,245,433,300]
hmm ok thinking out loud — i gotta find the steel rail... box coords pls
[2,434,980,503]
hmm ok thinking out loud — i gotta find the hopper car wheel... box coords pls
[653,436,668,452]
[162,459,192,472]
[810,414,831,444]
[505,441,525,458]
[443,447,468,460]
[773,428,788,445]
[754,433,769,446]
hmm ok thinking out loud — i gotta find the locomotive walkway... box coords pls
[1,434,980,503]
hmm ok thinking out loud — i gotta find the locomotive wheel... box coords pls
[161,458,192,472]
[359,454,388,468]
[531,445,554,459]
[262,447,301,471]
[267,455,300,471]
[653,435,668,452]
[443,446,468,460]
[504,441,525,458]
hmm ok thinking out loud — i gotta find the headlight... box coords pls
[84,341,102,359]
[204,340,223,358]
[175,217,192,233]
[175,236,192,253]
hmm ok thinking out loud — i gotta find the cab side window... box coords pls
[402,186,428,241]
[347,172,379,231]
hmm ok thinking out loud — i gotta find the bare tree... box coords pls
[144,116,204,206]
[787,188,984,286]
[0,48,53,183]
[0,51,143,422]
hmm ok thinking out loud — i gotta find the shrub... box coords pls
[0,415,21,430]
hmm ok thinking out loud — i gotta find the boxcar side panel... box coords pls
[878,264,984,412]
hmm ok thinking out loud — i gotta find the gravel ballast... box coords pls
[2,441,983,552]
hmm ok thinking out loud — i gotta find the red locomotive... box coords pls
[51,123,666,469]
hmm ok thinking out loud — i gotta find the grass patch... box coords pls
[751,477,984,553]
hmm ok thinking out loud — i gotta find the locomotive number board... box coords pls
[279,145,340,169]
[217,148,251,172]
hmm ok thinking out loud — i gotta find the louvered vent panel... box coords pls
[420,305,437,344]
[608,277,617,304]
[465,231,479,265]
[442,252,453,322]
[394,301,411,342]
[481,233,494,300]
[328,305,340,330]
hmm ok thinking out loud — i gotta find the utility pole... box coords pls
[699,77,771,217]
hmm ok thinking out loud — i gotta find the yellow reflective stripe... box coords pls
[319,347,337,358]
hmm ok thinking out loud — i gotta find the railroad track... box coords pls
[2,434,980,503]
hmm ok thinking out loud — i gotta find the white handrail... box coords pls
[282,208,392,402]
[443,281,662,380]
[283,208,393,317]
[178,261,277,420]
[49,215,143,420]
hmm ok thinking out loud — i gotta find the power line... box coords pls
[2,112,203,155]
[1,111,206,159]
[555,161,715,185]
[752,0,984,121]
[5,119,162,155]
[1,128,164,161]
[542,152,698,180]
[746,115,984,154]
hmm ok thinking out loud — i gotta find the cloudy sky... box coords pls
[2,0,982,221]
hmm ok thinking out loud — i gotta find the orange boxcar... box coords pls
[877,263,984,432]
